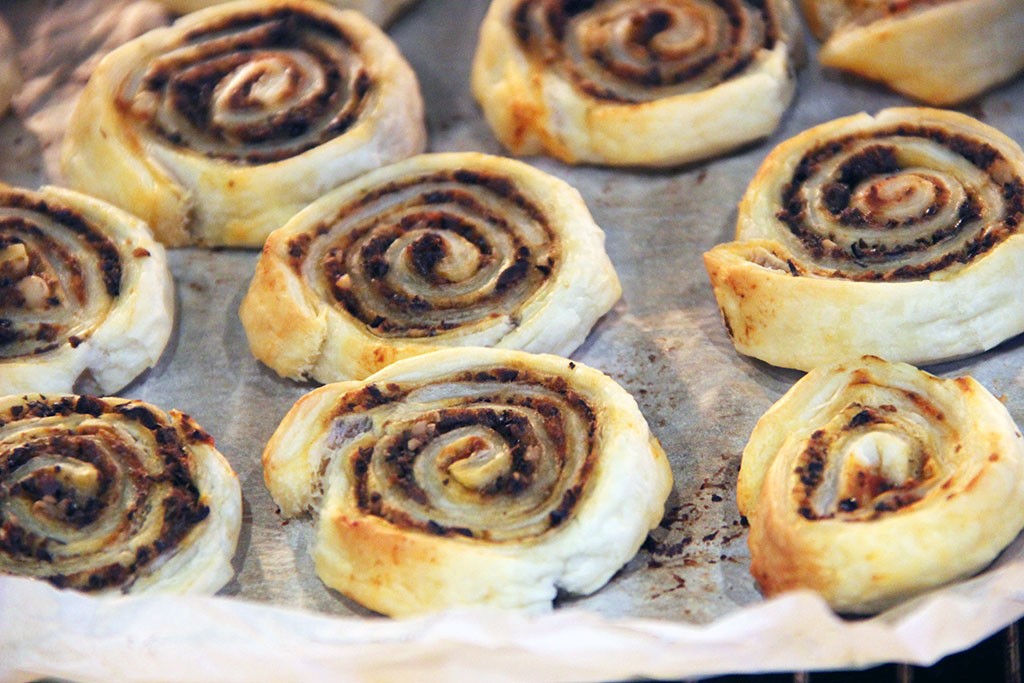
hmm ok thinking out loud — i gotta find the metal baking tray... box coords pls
[2,1,1024,681]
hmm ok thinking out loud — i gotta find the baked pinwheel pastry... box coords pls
[804,0,1024,105]
[156,0,418,25]
[0,394,242,594]
[263,347,672,616]
[239,152,621,382]
[0,17,19,117]
[0,184,173,395]
[737,356,1024,614]
[470,0,803,167]
[61,0,426,247]
[703,107,1024,371]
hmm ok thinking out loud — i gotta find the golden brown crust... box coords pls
[804,0,1024,105]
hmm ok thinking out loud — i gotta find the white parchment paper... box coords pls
[2,0,1024,680]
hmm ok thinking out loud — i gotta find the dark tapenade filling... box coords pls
[776,126,1024,281]
[287,169,557,337]
[0,397,209,592]
[1,194,123,358]
[132,8,370,164]
[513,0,778,102]
[341,366,597,540]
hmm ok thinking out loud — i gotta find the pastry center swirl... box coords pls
[0,397,209,592]
[323,367,597,541]
[777,127,1024,280]
[124,8,371,164]
[0,191,122,359]
[289,169,559,337]
[792,381,953,521]
[512,0,778,102]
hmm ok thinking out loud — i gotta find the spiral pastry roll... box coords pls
[0,17,19,117]
[0,184,173,395]
[470,0,802,167]
[263,348,672,616]
[738,356,1024,614]
[239,152,621,382]
[703,108,1024,371]
[155,0,418,26]
[0,394,242,594]
[61,0,426,247]
[803,0,1024,105]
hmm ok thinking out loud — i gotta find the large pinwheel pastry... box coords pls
[703,108,1024,371]
[155,0,418,26]
[239,152,621,382]
[263,348,673,616]
[803,0,1024,105]
[738,356,1024,614]
[0,184,173,395]
[61,0,426,247]
[471,0,803,167]
[0,394,242,594]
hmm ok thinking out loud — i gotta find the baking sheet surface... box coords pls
[3,0,1024,680]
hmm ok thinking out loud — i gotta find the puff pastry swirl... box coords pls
[471,0,802,167]
[61,0,426,246]
[803,0,1024,105]
[239,152,621,382]
[703,108,1024,371]
[737,356,1024,614]
[156,0,418,26]
[263,347,673,616]
[0,394,242,594]
[0,184,173,395]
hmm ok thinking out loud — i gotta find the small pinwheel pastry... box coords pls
[0,394,242,594]
[703,107,1024,371]
[737,356,1024,614]
[61,0,426,247]
[239,152,621,382]
[802,0,1024,105]
[0,184,173,395]
[471,0,803,167]
[263,347,673,616]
